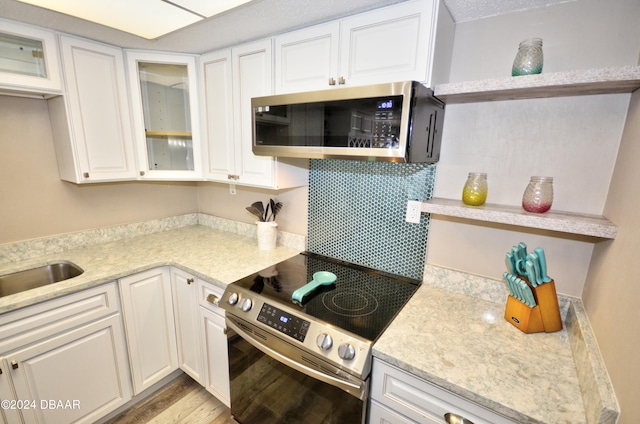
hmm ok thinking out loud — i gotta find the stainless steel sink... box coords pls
[0,262,84,297]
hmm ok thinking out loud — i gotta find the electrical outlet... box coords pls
[229,184,236,195]
[405,200,421,224]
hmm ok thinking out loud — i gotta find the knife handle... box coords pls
[511,246,526,275]
[534,247,553,283]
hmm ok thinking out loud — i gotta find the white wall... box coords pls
[0,96,199,244]
[426,0,640,296]
[582,88,640,424]
[447,0,640,82]
[196,182,309,235]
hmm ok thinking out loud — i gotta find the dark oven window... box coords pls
[228,334,365,424]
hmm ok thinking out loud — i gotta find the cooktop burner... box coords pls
[322,290,379,317]
[229,252,420,342]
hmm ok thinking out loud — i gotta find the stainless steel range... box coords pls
[220,252,419,424]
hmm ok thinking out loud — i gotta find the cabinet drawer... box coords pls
[370,400,425,424]
[371,359,516,424]
[198,280,225,315]
[0,282,120,353]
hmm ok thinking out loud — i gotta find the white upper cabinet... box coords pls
[340,0,434,86]
[0,19,62,96]
[200,49,235,182]
[232,40,278,187]
[274,22,340,93]
[50,35,137,183]
[200,40,308,189]
[274,0,453,93]
[126,51,203,180]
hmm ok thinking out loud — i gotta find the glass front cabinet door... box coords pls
[0,19,62,95]
[126,51,202,180]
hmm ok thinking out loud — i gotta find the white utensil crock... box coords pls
[256,221,278,250]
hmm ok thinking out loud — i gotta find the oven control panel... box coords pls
[223,290,373,377]
[257,303,310,342]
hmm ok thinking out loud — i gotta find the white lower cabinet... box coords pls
[171,268,204,384]
[119,268,179,394]
[0,283,132,424]
[198,280,230,406]
[370,401,419,424]
[119,267,231,405]
[7,316,129,424]
[370,359,516,424]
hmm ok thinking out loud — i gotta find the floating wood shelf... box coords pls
[421,198,617,239]
[145,131,192,137]
[434,66,640,104]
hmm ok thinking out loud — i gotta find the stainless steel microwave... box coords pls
[251,81,445,163]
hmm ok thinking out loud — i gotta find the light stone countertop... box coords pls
[374,266,618,424]
[0,217,617,424]
[0,225,301,314]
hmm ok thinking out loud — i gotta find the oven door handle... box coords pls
[226,319,367,400]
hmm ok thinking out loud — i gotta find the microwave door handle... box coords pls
[226,319,366,400]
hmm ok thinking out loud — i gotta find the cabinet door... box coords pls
[200,306,230,406]
[274,22,340,94]
[7,316,132,424]
[54,35,137,183]
[339,0,434,86]
[126,51,203,180]
[231,39,276,187]
[119,268,178,394]
[0,360,21,424]
[0,19,62,95]
[200,49,236,183]
[171,268,204,384]
[201,45,309,189]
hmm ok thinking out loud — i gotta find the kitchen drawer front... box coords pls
[370,399,427,424]
[198,279,225,316]
[371,359,516,424]
[0,282,120,353]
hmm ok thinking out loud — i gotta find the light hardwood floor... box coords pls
[105,374,236,424]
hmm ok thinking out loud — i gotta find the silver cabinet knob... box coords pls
[241,298,253,312]
[206,294,220,306]
[228,292,239,305]
[11,361,18,370]
[338,343,355,360]
[328,77,336,85]
[316,333,333,351]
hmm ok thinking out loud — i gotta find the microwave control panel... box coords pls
[349,98,401,149]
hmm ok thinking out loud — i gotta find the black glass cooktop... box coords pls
[231,252,420,342]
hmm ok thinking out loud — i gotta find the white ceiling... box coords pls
[0,0,576,54]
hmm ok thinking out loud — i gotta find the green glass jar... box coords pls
[462,172,488,206]
[512,38,543,76]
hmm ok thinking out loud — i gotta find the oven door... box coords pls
[226,316,368,424]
